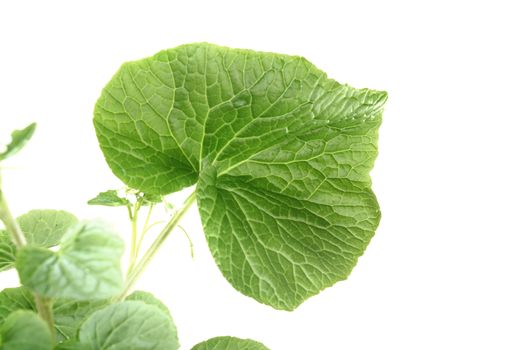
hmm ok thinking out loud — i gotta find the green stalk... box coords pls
[119,191,196,300]
[0,179,56,344]
[134,203,154,261]
[126,201,141,276]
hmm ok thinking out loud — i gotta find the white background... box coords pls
[1,1,524,349]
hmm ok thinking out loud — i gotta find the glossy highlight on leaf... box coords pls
[95,42,386,310]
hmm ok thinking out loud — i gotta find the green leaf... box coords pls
[0,210,78,272]
[94,42,386,310]
[0,287,108,342]
[18,209,78,247]
[142,193,163,205]
[16,221,124,300]
[0,231,16,272]
[0,123,37,162]
[87,190,130,207]
[0,310,52,350]
[191,337,270,350]
[77,301,179,350]
[126,290,172,320]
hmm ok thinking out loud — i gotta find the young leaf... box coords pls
[94,42,386,310]
[0,210,78,272]
[142,193,163,205]
[16,221,124,300]
[17,209,78,247]
[0,287,108,342]
[191,336,270,350]
[0,123,37,162]
[87,190,130,207]
[0,310,52,350]
[77,301,180,350]
[126,290,172,320]
[0,230,16,272]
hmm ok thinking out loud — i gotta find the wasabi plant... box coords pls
[0,43,386,349]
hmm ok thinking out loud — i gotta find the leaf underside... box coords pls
[0,122,36,162]
[94,42,386,310]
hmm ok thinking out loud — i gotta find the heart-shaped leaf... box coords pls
[0,310,52,350]
[191,336,269,350]
[16,221,124,300]
[0,210,78,272]
[76,301,179,350]
[94,43,386,310]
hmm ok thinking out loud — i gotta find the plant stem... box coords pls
[134,203,154,261]
[119,190,196,300]
[126,201,141,276]
[0,179,56,344]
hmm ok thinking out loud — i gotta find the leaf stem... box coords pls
[119,190,196,300]
[0,176,56,344]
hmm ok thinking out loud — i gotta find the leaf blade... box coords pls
[16,221,124,300]
[94,43,386,309]
[77,301,179,350]
[0,123,37,162]
[0,310,52,350]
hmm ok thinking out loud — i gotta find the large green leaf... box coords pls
[191,337,269,350]
[77,301,179,350]
[16,221,124,300]
[0,210,78,272]
[0,310,52,350]
[94,42,386,310]
[0,123,36,162]
[0,287,108,342]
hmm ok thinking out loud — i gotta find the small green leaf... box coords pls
[126,290,172,320]
[18,209,78,247]
[0,287,108,342]
[87,190,130,207]
[0,210,78,273]
[77,301,179,350]
[0,230,16,272]
[94,43,386,310]
[0,310,52,350]
[0,123,37,162]
[191,337,270,350]
[142,193,163,205]
[16,221,124,300]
